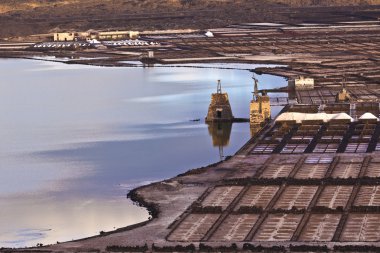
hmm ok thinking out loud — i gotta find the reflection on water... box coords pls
[250,123,263,138]
[207,122,232,147]
[207,122,232,160]
[0,195,146,246]
[0,59,286,247]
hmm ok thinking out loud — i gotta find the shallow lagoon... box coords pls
[0,59,286,247]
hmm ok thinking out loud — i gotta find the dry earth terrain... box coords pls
[2,1,380,252]
[0,0,380,38]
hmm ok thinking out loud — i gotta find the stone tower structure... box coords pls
[250,76,271,125]
[336,78,351,102]
[205,80,234,122]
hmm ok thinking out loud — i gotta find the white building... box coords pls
[289,76,314,90]
[54,32,76,42]
[205,31,214,37]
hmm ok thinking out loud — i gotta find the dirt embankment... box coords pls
[0,0,376,14]
[273,0,377,6]
[0,0,379,39]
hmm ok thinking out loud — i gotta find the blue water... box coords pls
[0,59,286,247]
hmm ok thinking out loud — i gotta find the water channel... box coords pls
[0,59,286,247]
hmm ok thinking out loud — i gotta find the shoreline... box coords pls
[3,19,380,251]
[0,57,263,251]
[0,53,287,72]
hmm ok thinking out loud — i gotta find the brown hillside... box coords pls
[0,0,379,38]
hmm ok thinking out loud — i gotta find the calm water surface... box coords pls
[0,59,286,247]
